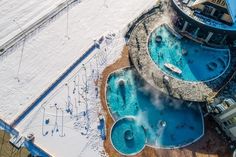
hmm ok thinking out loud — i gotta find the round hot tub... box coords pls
[110,117,146,156]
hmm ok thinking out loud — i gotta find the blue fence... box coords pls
[11,43,98,127]
[0,119,50,156]
[1,42,98,156]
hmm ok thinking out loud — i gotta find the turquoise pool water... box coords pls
[111,117,146,155]
[107,68,203,153]
[148,25,230,82]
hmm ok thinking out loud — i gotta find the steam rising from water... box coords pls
[136,110,152,131]
[138,79,184,110]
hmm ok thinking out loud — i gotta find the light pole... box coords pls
[65,0,70,39]
[60,108,65,137]
[82,64,89,134]
[50,103,59,135]
[103,0,108,8]
[13,19,26,82]
[41,106,47,136]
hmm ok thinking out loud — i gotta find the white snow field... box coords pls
[0,0,156,124]
[0,0,66,46]
[16,33,124,157]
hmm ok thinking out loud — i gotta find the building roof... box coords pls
[226,0,236,23]
[192,0,236,23]
[192,0,207,6]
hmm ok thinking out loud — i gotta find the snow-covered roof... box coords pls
[192,0,236,23]
[192,0,207,6]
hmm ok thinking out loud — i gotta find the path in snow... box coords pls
[0,0,68,47]
[0,0,80,55]
[0,0,155,124]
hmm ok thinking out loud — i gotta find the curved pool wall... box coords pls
[106,68,204,149]
[110,117,146,156]
[148,25,230,82]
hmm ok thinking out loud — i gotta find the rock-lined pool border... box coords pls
[128,9,234,102]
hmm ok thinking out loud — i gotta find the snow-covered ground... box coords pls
[0,0,66,46]
[16,33,124,157]
[0,0,155,124]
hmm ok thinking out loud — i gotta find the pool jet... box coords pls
[155,35,162,43]
[159,120,167,128]
[124,129,134,141]
[156,120,167,139]
[118,79,126,106]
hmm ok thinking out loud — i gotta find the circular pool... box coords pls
[148,25,230,82]
[110,117,146,156]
